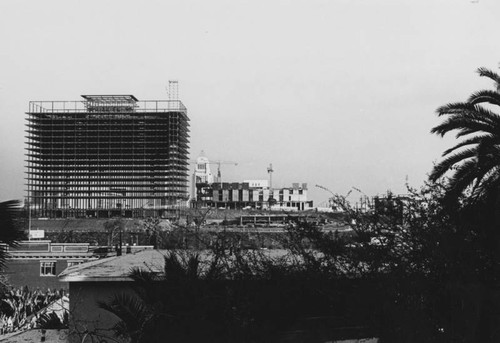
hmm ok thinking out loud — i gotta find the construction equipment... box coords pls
[211,160,238,185]
[190,154,238,186]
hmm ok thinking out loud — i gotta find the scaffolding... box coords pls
[25,95,190,218]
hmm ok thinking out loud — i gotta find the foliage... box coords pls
[100,250,366,343]
[104,219,126,248]
[45,226,287,252]
[430,67,500,203]
[142,217,161,248]
[333,183,500,342]
[0,287,67,333]
[38,311,68,330]
[96,181,500,342]
[429,67,500,341]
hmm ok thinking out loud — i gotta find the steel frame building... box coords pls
[26,95,190,218]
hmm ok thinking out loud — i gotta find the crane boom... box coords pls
[190,151,238,186]
[210,160,238,184]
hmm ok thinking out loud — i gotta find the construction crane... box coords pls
[189,151,238,186]
[211,160,238,185]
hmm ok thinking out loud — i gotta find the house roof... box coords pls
[59,249,167,282]
[58,249,292,283]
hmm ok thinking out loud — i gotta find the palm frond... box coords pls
[444,159,480,199]
[163,252,187,281]
[470,165,499,199]
[97,293,149,332]
[444,140,500,201]
[128,268,162,305]
[468,161,496,197]
[436,103,500,127]
[468,89,500,107]
[431,117,498,138]
[430,148,477,182]
[129,267,158,283]
[186,254,201,280]
[38,312,66,330]
[441,134,494,156]
[471,166,500,200]
[477,67,500,91]
[469,105,500,126]
[436,102,474,116]
[456,127,491,139]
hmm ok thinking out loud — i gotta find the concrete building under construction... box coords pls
[26,94,190,218]
[205,181,313,211]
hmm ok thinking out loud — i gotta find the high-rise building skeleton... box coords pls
[26,94,190,218]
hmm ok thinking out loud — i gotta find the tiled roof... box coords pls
[59,249,292,283]
[59,249,167,282]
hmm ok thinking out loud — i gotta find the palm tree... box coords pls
[430,67,500,202]
[430,69,500,342]
[0,200,25,269]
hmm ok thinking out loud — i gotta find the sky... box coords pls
[1,0,500,205]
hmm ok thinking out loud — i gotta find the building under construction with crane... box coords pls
[26,92,190,218]
[191,153,313,210]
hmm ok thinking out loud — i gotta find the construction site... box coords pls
[191,153,314,211]
[25,91,190,219]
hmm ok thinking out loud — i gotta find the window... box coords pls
[67,260,83,268]
[40,261,56,276]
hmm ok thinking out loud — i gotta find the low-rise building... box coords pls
[59,250,166,343]
[194,181,313,211]
[4,240,95,289]
[4,240,154,290]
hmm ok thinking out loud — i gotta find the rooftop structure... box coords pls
[26,95,190,218]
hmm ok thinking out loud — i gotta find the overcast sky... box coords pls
[1,0,499,204]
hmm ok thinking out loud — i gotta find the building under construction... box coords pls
[26,94,190,218]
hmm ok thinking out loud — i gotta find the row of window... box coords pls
[40,260,83,276]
